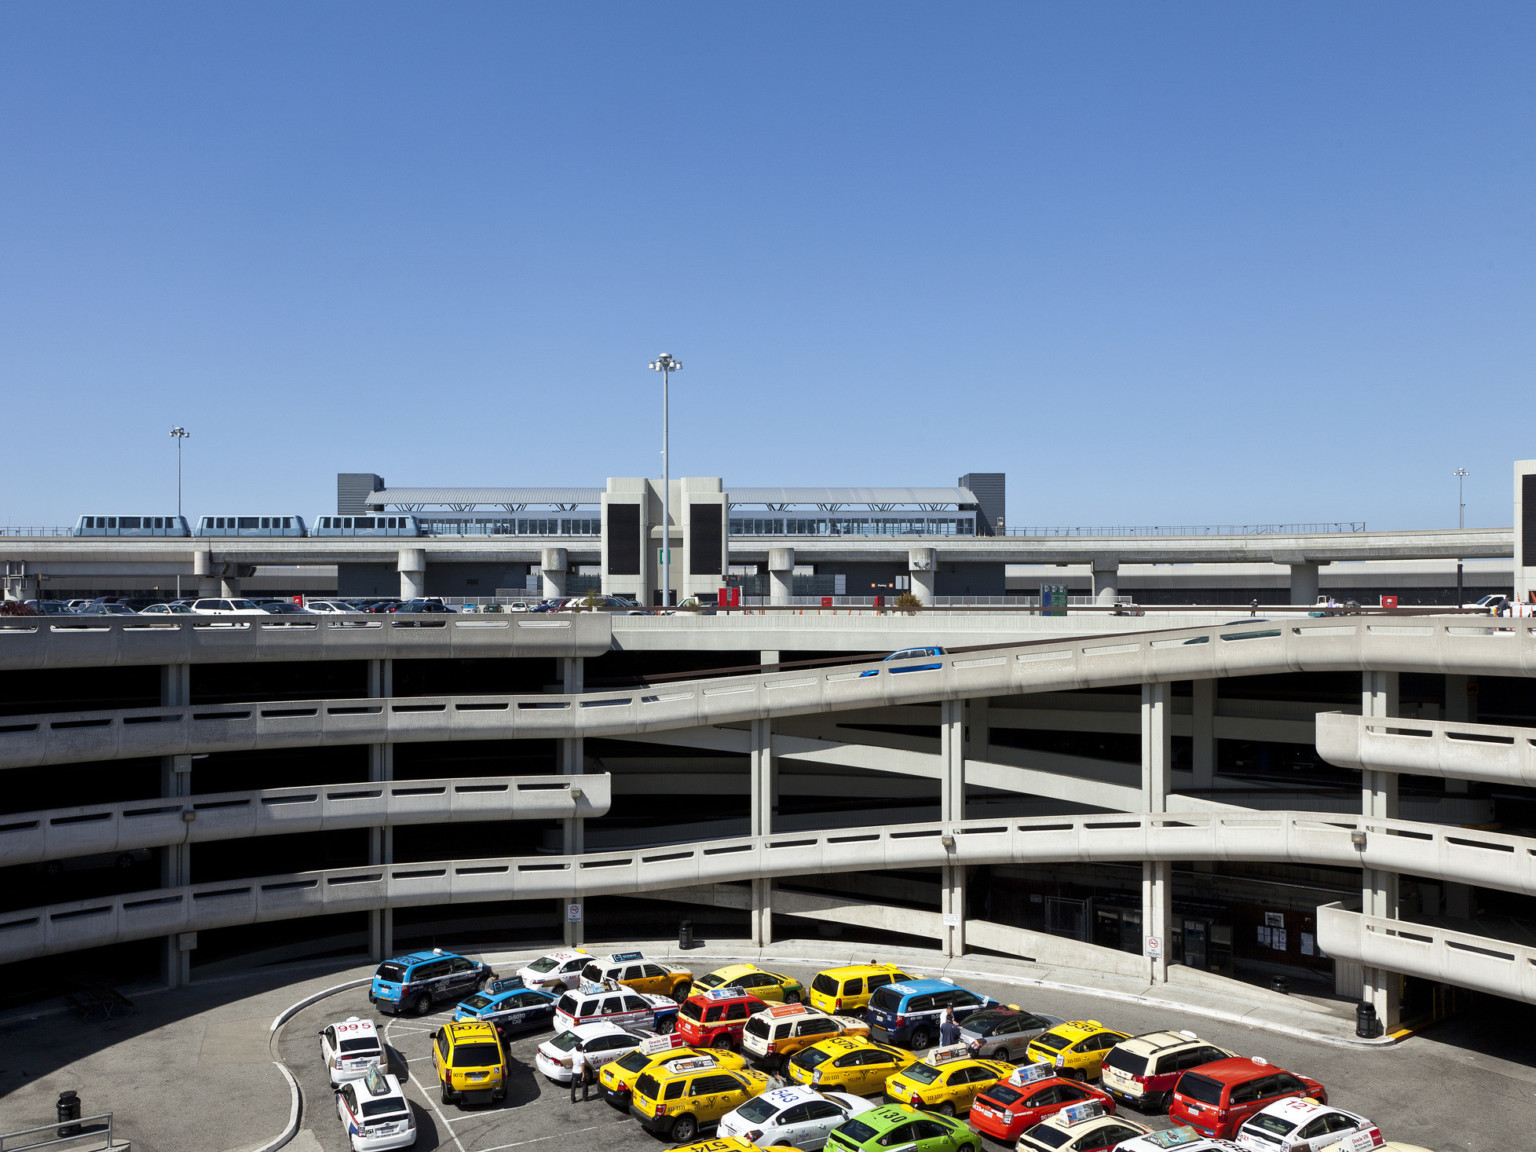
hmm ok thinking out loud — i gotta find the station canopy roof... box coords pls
[367,484,978,511]
[727,486,978,509]
[369,487,602,510]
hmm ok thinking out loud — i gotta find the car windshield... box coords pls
[461,995,492,1011]
[867,987,902,1013]
[1178,1073,1225,1105]
[736,1097,781,1124]
[697,972,726,989]
[376,964,406,983]
[339,1038,380,1054]
[548,1031,581,1052]
[1032,1031,1071,1053]
[1246,1115,1300,1136]
[1103,1049,1146,1076]
[1020,1124,1072,1149]
[360,1098,408,1119]
[791,1047,832,1070]
[679,1000,704,1021]
[453,1043,502,1067]
[836,1119,879,1144]
[613,1049,653,1073]
[528,956,561,973]
[983,1085,1023,1105]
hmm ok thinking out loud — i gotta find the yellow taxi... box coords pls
[599,1036,749,1109]
[696,964,807,1004]
[741,1002,869,1067]
[808,964,914,1016]
[578,950,694,1000]
[1023,1020,1129,1082]
[671,1140,799,1152]
[881,1044,1013,1116]
[430,1020,508,1107]
[630,1053,773,1143]
[785,1035,919,1096]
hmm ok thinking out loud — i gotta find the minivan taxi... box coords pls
[629,1054,773,1143]
[579,951,694,1000]
[1100,1030,1233,1112]
[808,964,914,1016]
[864,978,998,1049]
[370,949,496,1016]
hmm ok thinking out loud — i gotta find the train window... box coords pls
[238,517,259,529]
[153,517,162,528]
[107,518,117,528]
[284,518,293,528]
[82,517,93,528]
[260,518,269,529]
[356,517,374,528]
[121,517,141,529]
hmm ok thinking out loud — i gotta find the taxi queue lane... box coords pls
[277,953,1515,1152]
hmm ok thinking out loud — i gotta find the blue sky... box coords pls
[2,3,1530,529]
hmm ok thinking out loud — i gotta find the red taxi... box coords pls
[967,1062,1116,1142]
[1169,1057,1327,1140]
[676,985,769,1052]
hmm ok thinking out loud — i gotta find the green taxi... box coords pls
[824,1103,977,1152]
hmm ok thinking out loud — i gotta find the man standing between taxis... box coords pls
[569,1041,591,1103]
[939,1008,960,1047]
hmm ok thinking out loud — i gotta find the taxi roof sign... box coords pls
[1008,1064,1054,1086]
[704,986,750,1001]
[1060,1101,1105,1125]
[664,1055,718,1074]
[1141,1129,1204,1150]
[609,951,645,963]
[926,1044,970,1065]
[362,1060,391,1097]
[768,1003,812,1018]
[639,1034,682,1055]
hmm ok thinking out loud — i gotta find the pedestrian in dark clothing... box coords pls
[939,1008,961,1046]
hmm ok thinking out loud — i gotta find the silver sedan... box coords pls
[957,1007,1064,1062]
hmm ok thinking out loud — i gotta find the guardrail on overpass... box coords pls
[3,617,1533,768]
[2,808,1532,965]
[1317,711,1536,787]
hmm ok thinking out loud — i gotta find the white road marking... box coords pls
[384,1014,470,1152]
[476,1118,634,1152]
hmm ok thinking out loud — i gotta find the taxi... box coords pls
[1234,1098,1380,1152]
[786,1035,920,1096]
[718,1084,877,1150]
[555,978,681,1033]
[1116,1128,1247,1152]
[1100,1031,1233,1112]
[968,1064,1116,1142]
[516,948,589,993]
[823,1102,974,1152]
[864,978,999,1049]
[697,963,808,1004]
[535,1021,664,1084]
[452,984,558,1037]
[629,1052,774,1143]
[808,964,915,1016]
[679,986,771,1051]
[369,948,497,1016]
[319,1016,385,1085]
[334,1060,416,1151]
[671,1140,800,1152]
[430,1020,508,1107]
[1168,1057,1327,1140]
[1023,1020,1129,1082]
[1016,1100,1152,1152]
[579,950,695,1000]
[742,1003,869,1069]
[881,1044,1011,1116]
[600,1035,748,1110]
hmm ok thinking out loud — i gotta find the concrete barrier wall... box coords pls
[1316,903,1536,1004]
[0,774,610,867]
[4,618,1535,770]
[3,808,1533,965]
[1317,711,1536,787]
[0,613,610,671]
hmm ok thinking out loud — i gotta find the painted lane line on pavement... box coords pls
[476,1117,634,1152]
[385,1013,469,1152]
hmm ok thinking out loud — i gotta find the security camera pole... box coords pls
[648,354,681,607]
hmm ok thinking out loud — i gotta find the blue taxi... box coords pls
[454,982,559,1036]
[864,978,999,1049]
[369,948,497,1016]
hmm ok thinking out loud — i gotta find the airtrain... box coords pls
[73,514,422,538]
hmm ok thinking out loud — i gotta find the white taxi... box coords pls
[1235,1099,1381,1152]
[319,1017,386,1085]
[535,1021,659,1084]
[334,1061,416,1150]
[518,948,590,993]
[718,1084,876,1150]
[1016,1100,1151,1152]
[1115,1128,1246,1152]
[555,978,680,1033]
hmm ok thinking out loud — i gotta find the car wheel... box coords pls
[671,1115,699,1143]
[910,1026,933,1049]
[673,981,692,1001]
[412,993,431,1016]
[1157,1090,1173,1113]
[657,1015,676,1035]
[990,1047,1010,1062]
[440,1082,454,1105]
[712,1033,735,1051]
[552,983,567,995]
[784,990,801,1004]
[936,1102,956,1117]
[958,1143,976,1152]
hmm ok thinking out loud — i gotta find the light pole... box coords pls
[648,354,681,607]
[170,427,189,597]
[1453,467,1469,606]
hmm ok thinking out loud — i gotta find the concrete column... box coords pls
[1289,563,1320,606]
[1360,670,1401,1031]
[1141,682,1171,982]
[941,698,965,957]
[1092,556,1120,605]
[908,548,936,605]
[1191,679,1215,792]
[192,550,219,599]
[1443,675,1470,794]
[161,664,192,987]
[768,548,795,606]
[368,659,394,961]
[541,548,569,600]
[750,718,776,946]
[760,651,780,670]
[561,657,585,945]
[217,573,242,597]
[397,548,426,601]
[965,697,989,762]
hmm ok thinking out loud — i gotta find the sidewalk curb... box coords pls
[247,1061,301,1152]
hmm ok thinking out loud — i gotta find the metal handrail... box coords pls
[1000,522,1367,537]
[0,1112,114,1151]
[0,527,74,537]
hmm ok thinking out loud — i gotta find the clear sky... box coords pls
[1,3,1530,530]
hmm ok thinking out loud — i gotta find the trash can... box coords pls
[56,1090,81,1138]
[1355,1000,1378,1038]
[679,920,693,950]
[1270,975,1289,995]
